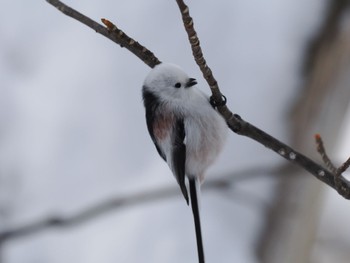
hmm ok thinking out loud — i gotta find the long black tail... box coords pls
[189,177,205,263]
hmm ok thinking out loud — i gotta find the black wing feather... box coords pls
[172,118,189,204]
[143,87,189,204]
[142,88,166,161]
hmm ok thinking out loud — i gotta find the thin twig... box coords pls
[175,0,233,120]
[100,18,161,68]
[45,0,350,198]
[314,133,337,173]
[175,1,221,100]
[337,157,350,176]
[315,134,350,177]
[46,0,160,68]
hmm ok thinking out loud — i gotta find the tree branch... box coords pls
[233,115,350,197]
[46,0,160,68]
[45,0,350,198]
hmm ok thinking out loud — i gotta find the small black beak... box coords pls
[186,78,197,88]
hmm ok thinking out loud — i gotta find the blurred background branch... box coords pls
[0,166,280,245]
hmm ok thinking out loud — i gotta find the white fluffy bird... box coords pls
[142,63,227,263]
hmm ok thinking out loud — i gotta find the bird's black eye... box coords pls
[174,82,181,88]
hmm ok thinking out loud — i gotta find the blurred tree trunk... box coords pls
[257,1,350,263]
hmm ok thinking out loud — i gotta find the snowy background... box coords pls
[0,0,349,262]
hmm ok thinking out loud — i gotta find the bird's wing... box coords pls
[143,88,189,204]
[143,89,167,161]
[171,118,189,204]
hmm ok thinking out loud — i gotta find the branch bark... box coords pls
[45,1,350,198]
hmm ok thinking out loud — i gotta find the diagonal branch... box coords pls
[46,0,160,68]
[315,133,350,177]
[175,1,222,101]
[233,115,350,197]
[45,0,350,199]
[175,0,229,113]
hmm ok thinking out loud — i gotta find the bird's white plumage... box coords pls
[143,63,227,183]
[143,63,227,262]
[144,63,191,101]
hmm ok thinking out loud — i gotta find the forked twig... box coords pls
[315,134,350,177]
[314,134,338,174]
[337,157,350,176]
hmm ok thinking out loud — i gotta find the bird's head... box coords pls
[143,63,197,101]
